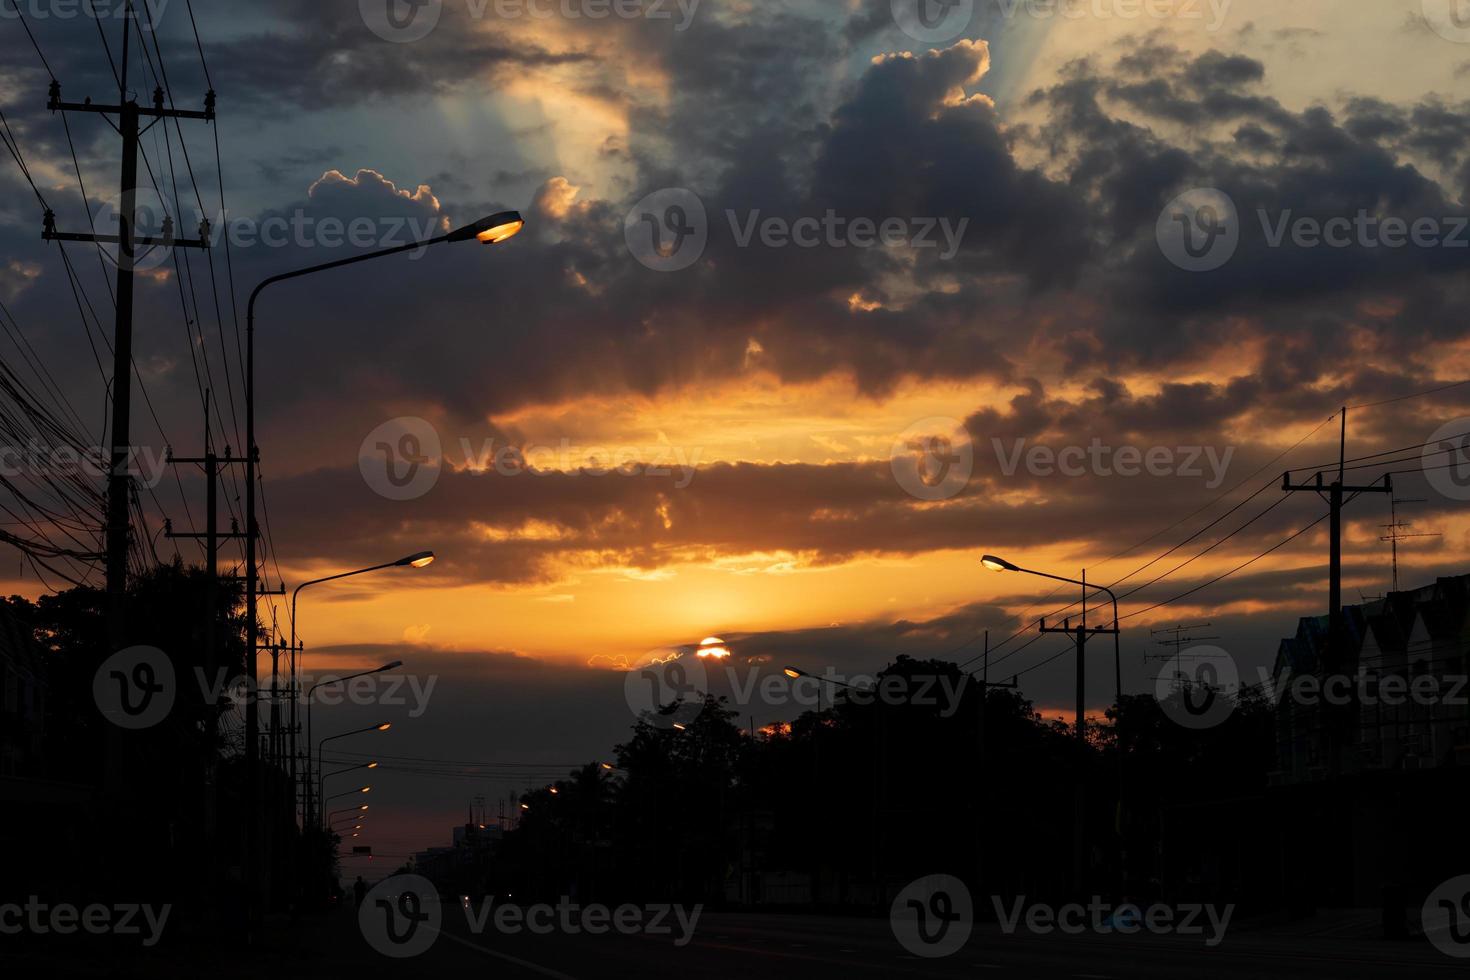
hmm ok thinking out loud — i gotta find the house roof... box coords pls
[1271,571,1470,681]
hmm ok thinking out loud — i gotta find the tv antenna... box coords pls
[1147,623,1220,687]
[1381,497,1440,593]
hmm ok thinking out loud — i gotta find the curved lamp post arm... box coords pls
[290,564,394,652]
[1011,566,1120,697]
[981,556,1122,708]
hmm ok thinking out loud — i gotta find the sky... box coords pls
[4,0,1470,856]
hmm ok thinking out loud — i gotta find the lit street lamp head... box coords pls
[783,666,806,679]
[447,210,525,245]
[376,723,392,731]
[396,550,436,568]
[981,554,1019,572]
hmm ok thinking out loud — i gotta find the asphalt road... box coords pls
[313,903,1466,980]
[7,904,1464,978]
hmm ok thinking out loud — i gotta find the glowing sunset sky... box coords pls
[5,0,1470,848]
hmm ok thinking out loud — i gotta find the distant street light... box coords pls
[317,723,393,826]
[325,803,369,825]
[292,551,432,824]
[243,208,525,897]
[322,761,379,780]
[781,665,872,713]
[305,664,401,825]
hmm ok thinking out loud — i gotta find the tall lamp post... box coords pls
[981,554,1122,900]
[292,550,432,822]
[242,211,524,924]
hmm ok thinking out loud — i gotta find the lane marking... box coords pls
[434,927,578,980]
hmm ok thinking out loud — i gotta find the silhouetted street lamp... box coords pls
[982,553,1124,900]
[325,803,369,825]
[782,665,873,713]
[242,212,524,911]
[785,664,883,908]
[317,724,391,826]
[291,551,432,822]
[980,554,1121,725]
[306,668,401,825]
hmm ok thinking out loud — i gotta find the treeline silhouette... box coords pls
[2,561,260,935]
[487,656,1276,912]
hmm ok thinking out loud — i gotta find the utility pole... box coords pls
[164,394,245,921]
[43,19,214,643]
[1039,571,1120,745]
[1039,570,1118,899]
[1282,408,1392,773]
[166,396,249,701]
[40,11,215,910]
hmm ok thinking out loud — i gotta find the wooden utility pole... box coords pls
[165,394,246,922]
[1282,408,1392,770]
[43,16,214,640]
[1039,571,1118,898]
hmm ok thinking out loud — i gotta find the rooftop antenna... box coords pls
[1381,497,1440,593]
[1147,623,1220,689]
